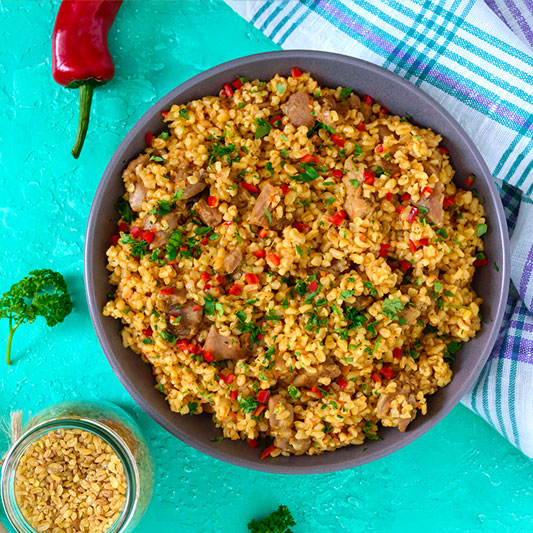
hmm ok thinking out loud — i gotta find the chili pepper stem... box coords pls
[6,317,20,366]
[71,83,94,159]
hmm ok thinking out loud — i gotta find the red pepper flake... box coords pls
[224,373,235,384]
[266,253,280,267]
[201,236,209,246]
[253,250,266,258]
[257,334,264,340]
[357,121,366,131]
[230,389,239,400]
[328,209,347,226]
[421,186,433,196]
[260,444,276,460]
[245,273,260,285]
[396,205,406,214]
[291,66,302,78]
[192,305,201,312]
[224,220,233,226]
[223,83,233,97]
[331,134,345,147]
[473,258,488,267]
[311,386,323,398]
[301,154,319,164]
[401,193,411,202]
[308,280,318,292]
[375,143,383,154]
[207,195,217,207]
[281,184,291,195]
[228,284,242,296]
[130,226,142,239]
[443,195,456,208]
[160,287,174,295]
[253,404,266,417]
[416,238,429,247]
[110,234,119,246]
[257,390,270,404]
[393,347,402,359]
[142,230,155,244]
[407,206,419,223]
[270,114,282,127]
[293,222,310,233]
[386,192,393,201]
[409,239,417,253]
[201,271,210,282]
[118,222,128,233]
[204,350,213,363]
[216,275,225,283]
[232,78,243,90]
[400,260,411,272]
[332,169,343,180]
[177,340,189,352]
[371,372,382,383]
[363,94,373,105]
[161,111,168,118]
[145,132,153,146]
[465,174,476,186]
[438,147,449,154]
[363,168,375,185]
[248,439,259,448]
[379,243,391,257]
[204,283,212,290]
[258,228,268,240]
[241,182,259,194]
[142,327,153,338]
[337,376,348,390]
[380,366,395,379]
[379,107,388,114]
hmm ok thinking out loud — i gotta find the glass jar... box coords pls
[1,401,154,533]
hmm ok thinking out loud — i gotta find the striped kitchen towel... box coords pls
[225,0,533,457]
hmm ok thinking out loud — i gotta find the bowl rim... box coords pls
[85,49,510,474]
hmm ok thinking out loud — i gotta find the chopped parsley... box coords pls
[179,108,190,120]
[254,118,273,139]
[276,82,285,94]
[115,197,134,223]
[363,281,377,297]
[188,402,198,414]
[238,395,260,413]
[247,505,295,533]
[339,87,353,101]
[288,385,301,400]
[354,144,363,159]
[120,234,149,259]
[165,229,183,261]
[381,296,404,321]
[477,223,488,237]
[444,341,462,363]
[436,228,448,239]
[290,162,327,183]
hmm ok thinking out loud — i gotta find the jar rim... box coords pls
[1,417,140,533]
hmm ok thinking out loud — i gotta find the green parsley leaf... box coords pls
[381,296,404,321]
[254,118,273,139]
[363,281,377,297]
[115,197,134,223]
[179,108,190,120]
[188,402,198,414]
[340,289,354,300]
[339,87,353,101]
[436,228,448,239]
[477,223,488,237]
[247,505,295,533]
[354,144,363,159]
[276,82,285,94]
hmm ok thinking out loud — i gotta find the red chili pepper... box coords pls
[142,327,152,338]
[223,83,233,97]
[245,273,259,285]
[363,94,373,105]
[308,280,318,292]
[379,107,388,114]
[331,134,345,147]
[192,305,201,312]
[145,132,153,146]
[438,147,449,154]
[241,182,259,194]
[465,174,476,186]
[204,350,214,363]
[332,169,343,180]
[253,404,266,417]
[443,195,456,208]
[473,258,488,266]
[260,444,276,460]
[258,228,268,239]
[293,222,311,233]
[393,347,402,359]
[232,78,243,90]
[421,186,433,196]
[301,154,319,164]
[228,284,242,296]
[207,195,217,207]
[311,386,323,398]
[400,260,411,272]
[416,238,429,247]
[281,184,291,195]
[257,390,270,404]
[200,271,210,282]
[363,169,375,185]
[201,236,209,246]
[177,339,189,352]
[337,376,348,390]
[204,283,212,289]
[407,206,419,223]
[142,230,155,244]
[379,243,391,257]
[270,115,282,127]
[229,389,239,400]
[161,110,169,119]
[396,205,406,214]
[216,275,225,284]
[401,193,411,202]
[409,239,417,253]
[110,234,119,245]
[248,439,259,448]
[52,0,123,158]
[118,222,128,233]
[357,121,366,131]
[328,209,347,226]
[371,372,381,383]
[375,144,384,154]
[253,250,266,258]
[291,67,302,78]
[160,287,174,295]
[130,226,142,239]
[386,192,393,201]
[266,253,280,266]
[380,366,395,379]
[224,373,235,385]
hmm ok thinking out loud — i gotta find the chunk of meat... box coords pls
[377,125,396,142]
[352,294,373,311]
[360,101,373,122]
[281,91,315,129]
[142,213,180,249]
[194,197,222,228]
[317,94,362,127]
[167,300,203,340]
[417,181,444,225]
[204,326,246,361]
[292,362,341,388]
[375,375,418,432]
[268,395,294,430]
[422,162,440,179]
[370,160,400,175]
[343,159,371,221]
[123,154,150,212]
[129,181,146,212]
[223,247,244,274]
[315,258,350,276]
[274,436,311,455]
[173,168,208,199]
[250,182,279,226]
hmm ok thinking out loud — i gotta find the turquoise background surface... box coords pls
[1,1,533,531]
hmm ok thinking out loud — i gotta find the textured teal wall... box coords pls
[1,1,532,531]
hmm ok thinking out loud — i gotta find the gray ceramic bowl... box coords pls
[85,50,510,474]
